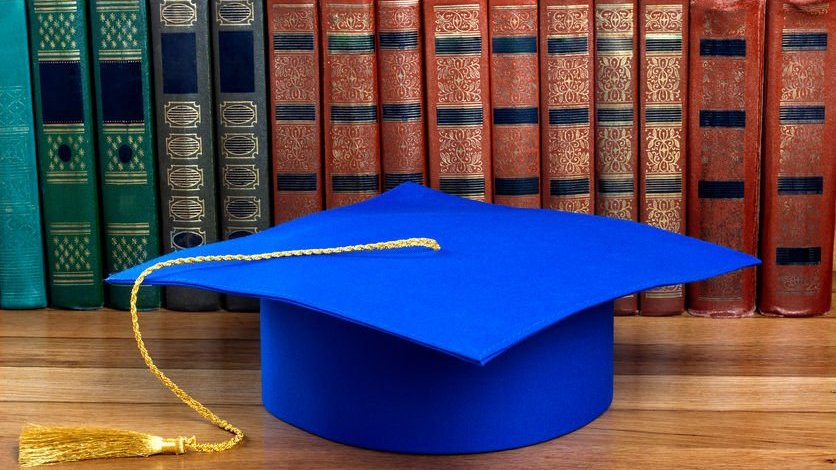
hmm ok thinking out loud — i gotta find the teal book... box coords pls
[89,0,161,310]
[0,0,48,309]
[28,0,104,309]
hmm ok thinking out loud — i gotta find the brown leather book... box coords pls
[595,0,639,315]
[686,0,765,318]
[638,0,689,316]
[760,0,834,317]
[424,0,493,201]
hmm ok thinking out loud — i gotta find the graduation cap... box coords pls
[18,183,758,466]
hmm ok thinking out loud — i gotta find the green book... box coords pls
[89,0,161,310]
[0,0,47,309]
[28,0,104,309]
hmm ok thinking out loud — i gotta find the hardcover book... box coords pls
[637,0,688,315]
[424,0,493,201]
[89,0,161,310]
[760,0,834,317]
[321,0,382,207]
[490,0,541,207]
[540,0,595,213]
[0,1,47,309]
[595,0,639,314]
[211,0,271,311]
[269,0,324,223]
[378,0,427,191]
[687,0,765,318]
[28,0,104,309]
[150,0,221,311]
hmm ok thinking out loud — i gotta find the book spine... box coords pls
[594,0,639,315]
[424,0,492,201]
[687,0,765,318]
[377,0,427,191]
[489,0,541,207]
[321,0,381,207]
[89,0,161,310]
[540,0,595,213]
[0,2,47,309]
[637,0,688,315]
[28,0,103,309]
[760,0,834,317]
[211,0,271,311]
[150,0,220,311]
[268,0,324,222]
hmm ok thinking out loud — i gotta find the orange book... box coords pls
[424,0,492,201]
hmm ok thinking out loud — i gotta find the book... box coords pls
[28,0,103,309]
[150,0,221,311]
[540,0,595,213]
[687,0,765,318]
[637,0,688,315]
[211,0,271,311]
[377,0,427,191]
[321,0,382,207]
[268,0,324,223]
[595,0,639,315]
[0,1,47,309]
[760,0,834,317]
[424,0,492,201]
[489,0,541,207]
[89,0,161,310]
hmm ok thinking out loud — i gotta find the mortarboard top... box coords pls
[108,182,759,455]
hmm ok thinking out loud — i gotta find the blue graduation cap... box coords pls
[102,183,755,456]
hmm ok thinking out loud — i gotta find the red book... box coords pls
[594,0,639,315]
[321,0,381,208]
[687,0,765,318]
[424,0,492,201]
[377,0,427,190]
[760,0,835,317]
[489,0,540,207]
[268,0,324,223]
[638,0,688,316]
[540,0,596,213]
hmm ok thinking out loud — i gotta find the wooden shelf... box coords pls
[1,309,834,468]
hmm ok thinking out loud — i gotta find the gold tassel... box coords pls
[18,424,187,467]
[17,238,441,467]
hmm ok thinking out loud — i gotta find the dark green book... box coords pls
[28,0,104,309]
[0,0,47,309]
[89,0,161,310]
[149,0,220,311]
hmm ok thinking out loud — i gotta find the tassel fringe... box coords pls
[18,425,186,467]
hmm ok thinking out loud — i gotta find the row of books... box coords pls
[0,0,832,317]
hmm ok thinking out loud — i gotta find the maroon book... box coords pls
[687,0,765,318]
[760,0,835,317]
[595,0,639,315]
[638,0,689,316]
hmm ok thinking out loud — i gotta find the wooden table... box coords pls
[1,309,834,469]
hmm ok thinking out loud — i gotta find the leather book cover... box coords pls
[687,0,765,317]
[638,0,688,315]
[378,0,427,191]
[150,0,221,311]
[321,0,382,207]
[490,0,540,207]
[760,0,834,317]
[424,0,493,201]
[89,0,161,310]
[595,0,639,314]
[540,0,595,213]
[28,0,103,309]
[0,2,47,309]
[268,0,325,222]
[211,0,271,311]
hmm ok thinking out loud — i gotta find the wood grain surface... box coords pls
[1,308,834,469]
